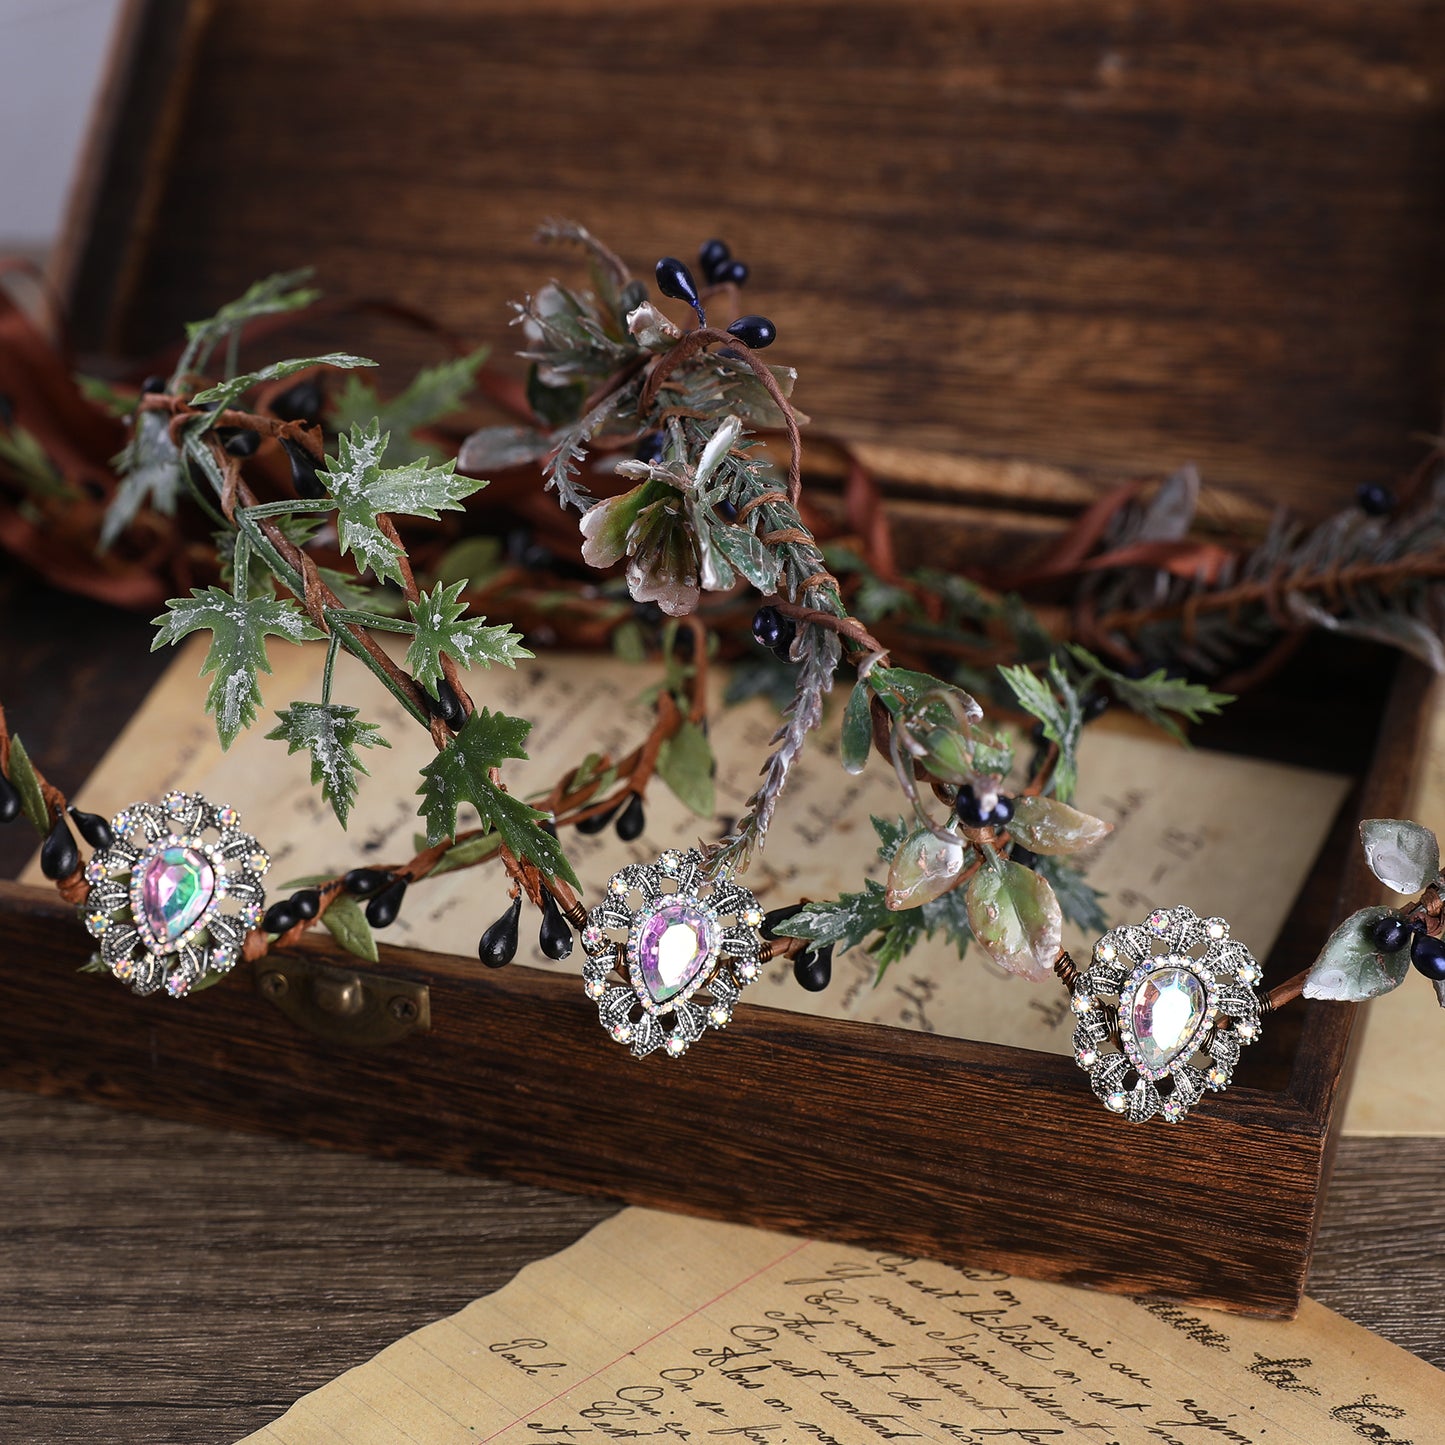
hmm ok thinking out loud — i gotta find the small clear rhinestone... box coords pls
[585,978,606,999]
[1161,1097,1186,1122]
[665,1035,686,1057]
[1076,1046,1098,1068]
[1147,910,1170,936]
[1070,993,1094,1015]
[1095,941,1117,963]
[708,1004,730,1026]
[1105,1090,1128,1113]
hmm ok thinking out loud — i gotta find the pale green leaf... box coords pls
[885,827,966,910]
[1065,644,1232,743]
[266,700,389,827]
[840,681,873,775]
[713,523,783,592]
[655,719,715,816]
[322,892,379,963]
[1303,906,1411,1002]
[965,859,1062,982]
[432,536,505,590]
[190,353,375,416]
[1008,795,1112,856]
[998,657,1084,801]
[426,831,502,877]
[152,585,323,748]
[103,410,182,547]
[404,580,531,697]
[182,269,319,348]
[456,425,552,475]
[1359,818,1440,895]
[0,424,71,498]
[333,347,491,466]
[5,735,50,831]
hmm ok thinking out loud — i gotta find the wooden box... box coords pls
[4,0,1444,1316]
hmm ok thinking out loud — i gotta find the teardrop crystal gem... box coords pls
[139,846,215,948]
[1131,967,1206,1073]
[637,902,718,1004]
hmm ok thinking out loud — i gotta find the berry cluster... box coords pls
[654,240,777,350]
[1370,911,1445,978]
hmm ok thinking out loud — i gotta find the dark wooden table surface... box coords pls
[1,575,1442,1444]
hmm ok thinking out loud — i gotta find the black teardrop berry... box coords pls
[575,800,620,835]
[1356,483,1395,517]
[262,900,299,934]
[1410,930,1445,979]
[538,890,574,961]
[140,375,166,395]
[655,257,701,311]
[290,888,321,920]
[1083,690,1111,721]
[794,943,834,993]
[1369,913,1411,953]
[761,903,805,941]
[269,375,324,424]
[343,867,391,897]
[716,260,750,287]
[68,807,114,850]
[725,315,776,350]
[478,895,522,967]
[365,876,408,929]
[0,770,21,824]
[219,427,261,457]
[615,791,646,842]
[281,437,327,499]
[752,605,795,652]
[716,499,738,521]
[39,812,79,880]
[1011,846,1038,870]
[698,238,731,281]
[420,677,465,729]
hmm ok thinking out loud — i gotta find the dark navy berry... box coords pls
[698,238,731,281]
[1369,914,1411,953]
[716,499,738,521]
[635,432,666,463]
[263,900,299,934]
[615,791,646,842]
[365,876,408,928]
[1356,483,1395,517]
[954,785,991,830]
[290,888,321,921]
[762,903,805,941]
[343,867,391,897]
[421,677,465,729]
[478,895,521,967]
[1410,930,1445,979]
[1083,690,1111,721]
[575,800,620,835]
[269,375,324,424]
[725,315,776,349]
[1011,846,1038,870]
[794,944,833,992]
[752,606,794,652]
[140,375,166,394]
[538,890,574,961]
[655,257,702,315]
[715,260,750,287]
[281,437,327,499]
[218,427,261,457]
[0,770,21,825]
[991,796,1015,824]
[68,807,114,850]
[39,812,79,881]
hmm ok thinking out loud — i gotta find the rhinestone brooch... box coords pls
[580,848,766,1059]
[80,791,269,999]
[1066,905,1264,1122]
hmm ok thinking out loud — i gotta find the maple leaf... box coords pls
[330,346,489,465]
[416,707,580,887]
[404,580,532,698]
[266,701,390,827]
[152,586,323,748]
[321,421,479,586]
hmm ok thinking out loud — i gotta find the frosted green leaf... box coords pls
[998,658,1084,801]
[266,700,389,827]
[190,353,375,417]
[321,893,379,964]
[4,735,50,832]
[965,860,1062,982]
[886,827,966,910]
[416,707,579,888]
[1009,795,1112,856]
[184,269,319,344]
[1303,906,1411,1002]
[456,425,552,475]
[426,831,502,877]
[655,719,715,817]
[151,585,323,748]
[840,680,873,775]
[103,410,182,547]
[1359,818,1440,895]
[713,524,782,592]
[0,424,70,498]
[321,421,479,586]
[404,580,531,698]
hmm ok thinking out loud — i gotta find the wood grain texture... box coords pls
[62,0,1445,514]
[0,1091,1437,1445]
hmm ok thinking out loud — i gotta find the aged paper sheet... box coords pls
[239,1207,1442,1444]
[37,640,1351,1059]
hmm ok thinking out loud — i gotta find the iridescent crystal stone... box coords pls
[1131,967,1205,1073]
[636,902,718,1005]
[139,846,215,948]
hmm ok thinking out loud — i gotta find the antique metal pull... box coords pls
[255,954,429,1047]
